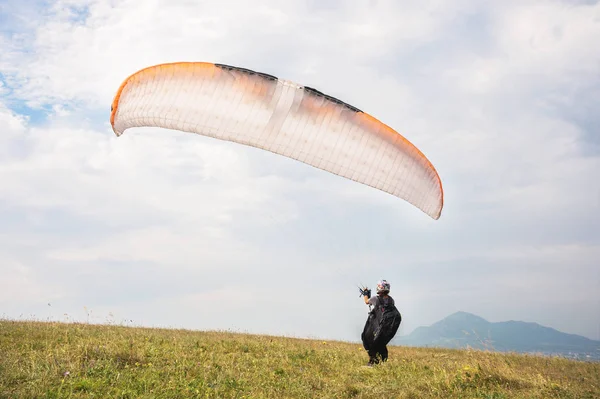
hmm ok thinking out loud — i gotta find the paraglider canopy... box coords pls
[110,62,444,219]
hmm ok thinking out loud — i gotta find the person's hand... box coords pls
[359,287,371,298]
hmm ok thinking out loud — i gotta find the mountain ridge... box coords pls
[395,311,600,361]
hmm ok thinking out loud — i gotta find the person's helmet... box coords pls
[376,280,390,294]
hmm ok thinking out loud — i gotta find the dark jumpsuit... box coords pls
[362,294,396,364]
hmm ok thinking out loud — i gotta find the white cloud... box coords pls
[0,0,599,341]
[0,102,27,136]
[0,257,65,304]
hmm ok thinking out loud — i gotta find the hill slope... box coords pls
[397,311,600,360]
[1,319,599,398]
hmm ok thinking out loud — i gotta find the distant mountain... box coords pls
[395,311,600,361]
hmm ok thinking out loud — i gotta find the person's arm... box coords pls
[363,294,370,305]
[366,295,378,309]
[360,287,372,305]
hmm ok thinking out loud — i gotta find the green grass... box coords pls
[1,320,598,398]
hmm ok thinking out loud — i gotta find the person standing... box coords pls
[360,280,402,365]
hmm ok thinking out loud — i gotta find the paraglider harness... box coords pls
[359,287,402,354]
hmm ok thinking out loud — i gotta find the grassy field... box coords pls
[1,320,598,398]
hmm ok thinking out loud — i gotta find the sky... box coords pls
[0,0,599,343]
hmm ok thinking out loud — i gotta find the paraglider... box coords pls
[359,280,401,365]
[110,62,444,219]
